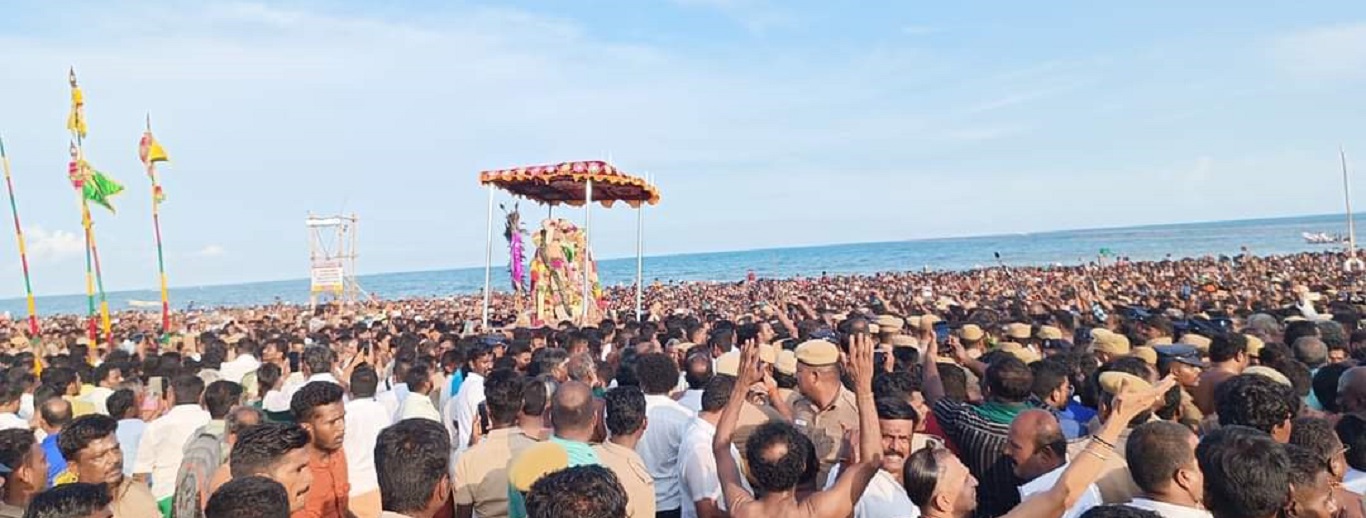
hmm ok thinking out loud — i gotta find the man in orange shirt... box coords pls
[292,382,352,518]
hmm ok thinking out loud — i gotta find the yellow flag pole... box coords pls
[69,143,97,342]
[143,115,171,335]
[0,137,39,336]
[68,68,111,348]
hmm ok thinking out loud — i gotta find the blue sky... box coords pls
[1,0,1366,296]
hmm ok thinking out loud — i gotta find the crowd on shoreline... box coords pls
[0,249,1363,518]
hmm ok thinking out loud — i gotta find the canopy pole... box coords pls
[582,180,593,324]
[1344,146,1357,256]
[635,193,644,322]
[481,185,494,329]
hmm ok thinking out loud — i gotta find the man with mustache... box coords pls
[57,414,158,518]
[823,398,921,518]
[1011,409,1102,518]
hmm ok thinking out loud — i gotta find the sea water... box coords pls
[0,213,1352,316]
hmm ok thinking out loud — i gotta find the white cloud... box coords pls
[1271,23,1366,83]
[944,125,1028,142]
[668,0,795,32]
[901,25,942,36]
[1188,156,1213,183]
[0,1,1323,294]
[1149,156,1216,200]
[670,0,747,7]
[25,226,85,263]
[964,85,1077,114]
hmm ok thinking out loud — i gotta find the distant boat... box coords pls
[127,300,160,308]
[1303,232,1347,245]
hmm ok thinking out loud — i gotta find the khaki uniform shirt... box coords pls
[791,386,860,486]
[112,477,160,518]
[452,428,540,518]
[1068,428,1141,504]
[0,501,23,518]
[593,442,656,518]
[1179,389,1204,426]
[731,401,782,461]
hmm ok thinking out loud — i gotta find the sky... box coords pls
[1,1,1366,297]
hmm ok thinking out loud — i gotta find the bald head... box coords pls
[1007,409,1065,481]
[40,397,72,430]
[1340,367,1366,414]
[684,353,713,390]
[551,381,596,434]
[1011,409,1062,441]
[1293,337,1328,369]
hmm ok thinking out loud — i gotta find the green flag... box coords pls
[83,169,124,213]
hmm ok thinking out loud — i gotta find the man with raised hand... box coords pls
[713,334,882,518]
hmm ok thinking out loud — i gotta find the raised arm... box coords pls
[763,373,794,421]
[921,332,946,405]
[772,302,799,339]
[850,335,881,467]
[808,333,882,517]
[796,301,817,321]
[1005,376,1177,518]
[714,339,762,512]
[947,337,987,379]
[874,289,903,317]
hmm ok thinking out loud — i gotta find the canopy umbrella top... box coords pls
[479,160,661,208]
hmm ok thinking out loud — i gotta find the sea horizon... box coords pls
[0,210,1356,316]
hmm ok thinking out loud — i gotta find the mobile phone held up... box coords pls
[143,376,164,411]
[933,321,950,345]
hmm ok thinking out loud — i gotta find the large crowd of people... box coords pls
[0,249,1365,518]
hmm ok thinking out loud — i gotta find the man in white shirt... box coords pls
[401,366,442,423]
[1013,410,1101,518]
[676,353,711,413]
[219,339,261,385]
[1339,413,1366,494]
[1123,421,1211,518]
[436,348,465,423]
[823,397,920,518]
[343,365,392,518]
[376,358,412,423]
[680,376,750,518]
[1019,463,1104,518]
[106,389,144,477]
[18,390,33,422]
[635,353,695,517]
[1347,468,1366,496]
[132,375,211,509]
[282,346,343,403]
[0,383,28,431]
[83,363,122,416]
[447,347,494,452]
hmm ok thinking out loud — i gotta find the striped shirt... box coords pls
[931,399,1021,518]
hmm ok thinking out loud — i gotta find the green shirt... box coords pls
[506,437,601,518]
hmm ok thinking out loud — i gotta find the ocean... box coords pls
[0,213,1354,316]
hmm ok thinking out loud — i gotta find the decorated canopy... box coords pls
[479,160,661,208]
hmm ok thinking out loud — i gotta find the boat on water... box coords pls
[1303,149,1360,248]
[1304,232,1347,245]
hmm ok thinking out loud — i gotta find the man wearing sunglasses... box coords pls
[1291,417,1365,518]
